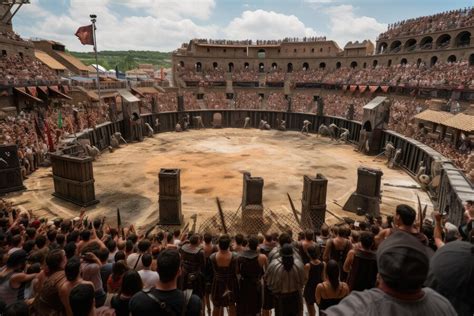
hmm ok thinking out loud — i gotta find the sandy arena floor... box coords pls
[6,128,432,231]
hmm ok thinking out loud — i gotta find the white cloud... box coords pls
[324,5,386,47]
[14,0,218,52]
[224,10,318,40]
[117,0,216,20]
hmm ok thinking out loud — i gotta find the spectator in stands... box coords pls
[343,231,377,291]
[129,249,201,315]
[324,231,456,316]
[303,245,325,316]
[111,270,143,316]
[426,240,474,316]
[375,204,428,246]
[69,283,96,316]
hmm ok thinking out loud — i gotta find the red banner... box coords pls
[349,85,357,93]
[75,24,94,46]
[369,86,379,93]
[359,85,368,93]
[381,85,390,93]
[28,86,37,97]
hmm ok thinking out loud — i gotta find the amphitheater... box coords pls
[1,2,474,316]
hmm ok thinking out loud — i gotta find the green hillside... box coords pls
[69,50,172,71]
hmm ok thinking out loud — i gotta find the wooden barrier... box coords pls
[0,145,25,194]
[158,168,183,225]
[51,153,99,207]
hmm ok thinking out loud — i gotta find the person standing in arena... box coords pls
[303,245,325,316]
[343,231,378,291]
[210,234,239,316]
[265,244,305,316]
[179,234,206,304]
[236,235,267,316]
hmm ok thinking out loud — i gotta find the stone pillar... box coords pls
[158,169,183,225]
[241,172,264,230]
[343,166,383,217]
[301,174,327,232]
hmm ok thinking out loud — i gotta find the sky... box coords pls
[12,0,473,52]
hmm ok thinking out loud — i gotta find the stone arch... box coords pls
[195,62,202,72]
[387,59,392,67]
[390,40,402,52]
[302,62,309,70]
[244,62,249,69]
[435,33,451,49]
[271,62,278,70]
[363,62,367,69]
[179,61,184,68]
[350,61,358,69]
[447,55,456,63]
[404,38,417,51]
[287,63,293,73]
[455,31,471,47]
[336,61,341,69]
[420,36,433,49]
[258,49,266,58]
[400,58,408,65]
[213,62,218,70]
[470,54,474,66]
[259,62,265,73]
[372,60,378,68]
[430,56,438,67]
[319,62,326,69]
[228,62,234,72]
[378,42,388,54]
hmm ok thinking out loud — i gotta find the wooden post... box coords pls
[158,168,183,225]
[301,174,328,231]
[50,152,99,207]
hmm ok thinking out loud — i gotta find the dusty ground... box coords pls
[6,128,432,231]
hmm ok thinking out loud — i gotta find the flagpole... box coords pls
[90,14,101,105]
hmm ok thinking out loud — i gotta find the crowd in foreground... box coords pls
[0,198,472,316]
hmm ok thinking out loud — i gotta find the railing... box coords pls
[75,109,470,225]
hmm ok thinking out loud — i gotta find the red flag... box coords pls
[75,25,94,45]
[44,121,55,152]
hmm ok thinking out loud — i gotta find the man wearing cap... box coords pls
[0,250,38,306]
[426,240,474,316]
[323,231,456,316]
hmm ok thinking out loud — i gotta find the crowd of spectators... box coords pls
[266,92,287,111]
[0,198,471,316]
[266,70,285,83]
[0,55,60,86]
[179,61,474,90]
[192,36,327,46]
[232,69,259,82]
[0,102,110,178]
[204,92,227,109]
[378,7,474,40]
[235,91,262,109]
[291,93,314,113]
[156,92,177,112]
[183,92,200,110]
[0,30,25,42]
[323,94,369,121]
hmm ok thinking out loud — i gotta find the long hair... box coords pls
[326,259,340,290]
[280,244,294,271]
